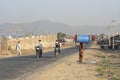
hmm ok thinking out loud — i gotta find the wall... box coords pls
[0,37,7,51]
[7,34,57,50]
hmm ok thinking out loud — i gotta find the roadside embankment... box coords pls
[0,41,74,58]
[23,41,111,80]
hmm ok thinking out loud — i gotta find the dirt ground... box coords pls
[1,41,120,80]
[23,41,117,80]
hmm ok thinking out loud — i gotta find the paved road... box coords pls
[0,43,91,80]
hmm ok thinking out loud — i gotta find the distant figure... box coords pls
[16,41,22,56]
[92,35,96,41]
[74,34,77,45]
[78,42,84,62]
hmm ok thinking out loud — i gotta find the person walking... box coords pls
[16,41,22,56]
[78,42,84,62]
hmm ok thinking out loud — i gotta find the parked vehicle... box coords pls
[98,34,120,49]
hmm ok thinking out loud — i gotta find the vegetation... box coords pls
[96,51,120,80]
[57,32,66,42]
[25,33,34,37]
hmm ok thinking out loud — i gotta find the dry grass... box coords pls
[96,50,120,80]
[0,42,74,58]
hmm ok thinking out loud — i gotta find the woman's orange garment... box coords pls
[79,42,83,62]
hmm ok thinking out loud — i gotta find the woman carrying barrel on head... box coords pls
[75,34,90,62]
[78,42,84,62]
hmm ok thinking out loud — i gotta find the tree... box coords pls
[57,32,66,42]
[25,33,34,37]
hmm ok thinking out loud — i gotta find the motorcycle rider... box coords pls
[35,40,43,58]
[54,40,61,55]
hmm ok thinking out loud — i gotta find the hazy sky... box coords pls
[0,0,120,26]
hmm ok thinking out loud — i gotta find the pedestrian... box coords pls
[16,41,22,56]
[78,42,84,62]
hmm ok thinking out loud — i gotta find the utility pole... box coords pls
[108,26,111,47]
[112,20,115,49]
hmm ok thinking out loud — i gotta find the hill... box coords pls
[0,20,109,37]
[0,20,70,37]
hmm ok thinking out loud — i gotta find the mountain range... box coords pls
[0,20,71,37]
[0,20,112,37]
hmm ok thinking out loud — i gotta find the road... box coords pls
[0,43,91,80]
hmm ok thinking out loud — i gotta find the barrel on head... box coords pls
[76,35,90,43]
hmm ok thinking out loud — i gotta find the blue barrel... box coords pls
[77,35,90,43]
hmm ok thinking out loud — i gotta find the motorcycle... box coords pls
[35,46,42,58]
[54,47,60,57]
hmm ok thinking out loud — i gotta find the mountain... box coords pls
[0,20,70,37]
[0,20,111,37]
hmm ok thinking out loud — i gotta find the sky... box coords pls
[0,0,120,34]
